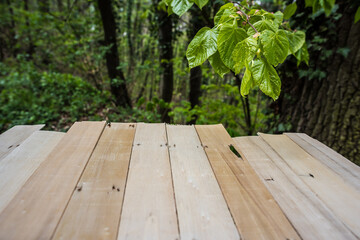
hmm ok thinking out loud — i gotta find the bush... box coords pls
[0,61,108,132]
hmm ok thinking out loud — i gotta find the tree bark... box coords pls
[277,1,360,164]
[156,2,173,123]
[97,0,132,108]
[187,8,205,125]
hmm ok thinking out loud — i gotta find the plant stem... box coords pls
[229,1,259,33]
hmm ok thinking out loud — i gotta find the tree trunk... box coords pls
[24,0,35,59]
[187,8,205,125]
[97,0,132,108]
[277,1,360,164]
[156,2,173,123]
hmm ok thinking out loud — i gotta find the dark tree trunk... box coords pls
[97,0,132,108]
[187,8,205,125]
[156,3,173,123]
[2,0,16,59]
[126,0,134,76]
[24,0,35,59]
[277,1,360,164]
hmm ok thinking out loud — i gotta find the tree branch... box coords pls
[229,1,259,34]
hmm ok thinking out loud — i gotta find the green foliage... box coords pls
[0,62,108,132]
[183,2,306,100]
[208,51,230,78]
[283,2,297,20]
[186,27,218,68]
[305,0,335,16]
[260,30,289,66]
[170,84,270,136]
[171,0,193,16]
[233,37,257,74]
[218,24,247,70]
[161,0,210,16]
[251,59,281,100]
[355,7,360,23]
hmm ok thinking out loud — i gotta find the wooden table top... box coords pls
[0,122,359,240]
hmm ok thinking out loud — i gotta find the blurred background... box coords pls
[0,0,359,164]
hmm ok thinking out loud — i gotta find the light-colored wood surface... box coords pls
[1,122,359,240]
[259,133,360,238]
[234,136,357,240]
[0,124,45,161]
[0,131,64,214]
[166,125,239,240]
[285,133,360,192]
[195,125,300,240]
[0,121,105,240]
[117,123,179,240]
[53,123,136,240]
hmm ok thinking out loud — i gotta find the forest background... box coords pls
[0,0,359,164]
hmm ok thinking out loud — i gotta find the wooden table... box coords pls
[0,122,359,240]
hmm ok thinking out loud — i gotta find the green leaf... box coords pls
[186,27,218,69]
[208,51,230,78]
[354,6,360,23]
[250,58,281,100]
[319,0,335,16]
[283,2,297,20]
[218,24,248,69]
[305,0,314,8]
[241,66,255,96]
[295,43,309,66]
[193,0,209,9]
[214,3,237,26]
[232,37,258,74]
[312,0,322,14]
[247,19,277,36]
[260,30,289,66]
[171,0,193,16]
[287,30,306,54]
[273,11,284,26]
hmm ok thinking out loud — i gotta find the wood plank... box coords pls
[166,125,239,240]
[0,121,105,240]
[0,131,64,214]
[0,124,45,160]
[259,133,360,238]
[117,123,179,240]
[195,124,300,240]
[285,133,360,191]
[53,123,136,240]
[234,136,357,240]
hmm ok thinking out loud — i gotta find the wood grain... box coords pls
[260,133,360,238]
[0,121,105,240]
[166,125,239,240]
[0,131,64,214]
[195,124,300,240]
[117,123,179,240]
[53,123,136,240]
[0,124,44,161]
[285,133,360,192]
[234,136,357,240]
